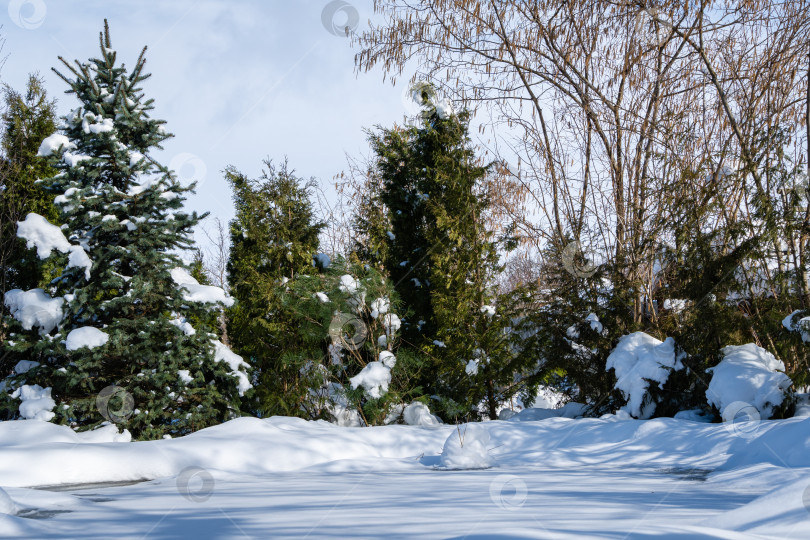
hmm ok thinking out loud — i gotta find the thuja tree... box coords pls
[279,256,425,426]
[225,160,325,417]
[2,22,249,439]
[369,90,535,420]
[0,75,59,305]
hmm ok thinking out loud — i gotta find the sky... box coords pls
[1,0,416,252]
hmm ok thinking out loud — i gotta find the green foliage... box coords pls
[0,74,59,300]
[278,257,426,425]
[225,159,325,416]
[367,94,541,420]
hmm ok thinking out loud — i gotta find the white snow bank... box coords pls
[438,424,493,469]
[3,288,64,334]
[706,344,792,420]
[212,341,251,396]
[10,385,55,421]
[606,332,683,419]
[170,268,234,307]
[707,475,810,538]
[65,326,109,351]
[36,134,75,157]
[0,487,16,515]
[0,414,809,496]
[350,361,391,399]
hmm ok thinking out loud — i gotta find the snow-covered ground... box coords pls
[1,413,809,539]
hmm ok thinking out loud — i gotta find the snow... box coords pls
[383,313,401,334]
[438,424,494,469]
[65,327,109,351]
[378,350,396,368]
[338,274,360,294]
[480,304,496,317]
[465,358,479,375]
[0,487,16,516]
[170,267,234,307]
[435,97,455,119]
[0,415,809,537]
[706,343,793,420]
[313,292,329,303]
[62,151,91,168]
[15,213,92,278]
[402,401,441,425]
[585,312,603,333]
[16,213,71,258]
[177,370,193,384]
[36,134,75,157]
[67,245,92,279]
[370,297,389,318]
[782,309,810,342]
[510,402,587,421]
[313,253,331,269]
[324,383,362,427]
[13,360,40,375]
[212,341,251,396]
[3,288,64,334]
[10,385,55,421]
[169,317,196,336]
[86,117,114,134]
[606,332,683,419]
[349,361,391,399]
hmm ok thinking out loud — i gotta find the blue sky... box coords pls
[2,0,412,250]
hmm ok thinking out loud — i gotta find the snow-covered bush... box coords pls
[706,343,793,420]
[273,257,426,426]
[606,332,684,419]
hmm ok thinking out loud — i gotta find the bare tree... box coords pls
[356,0,810,327]
[201,217,231,345]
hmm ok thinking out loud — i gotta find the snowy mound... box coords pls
[0,487,17,516]
[706,343,792,419]
[438,424,494,469]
